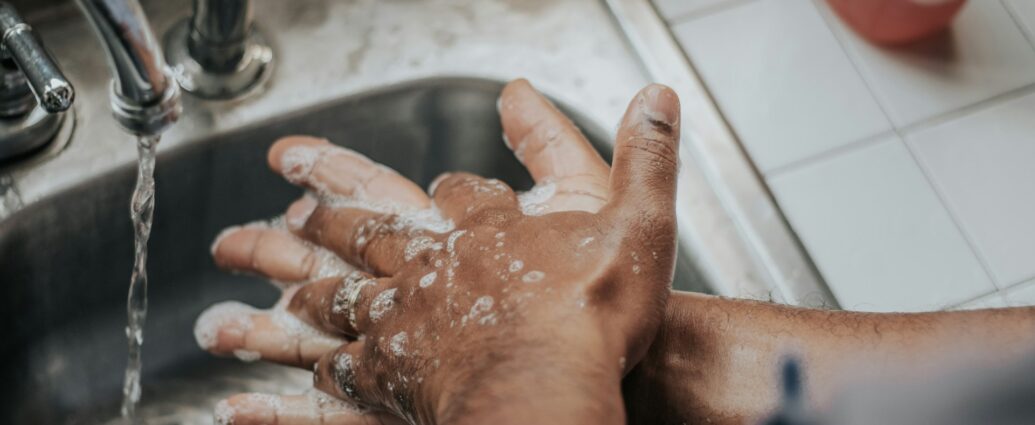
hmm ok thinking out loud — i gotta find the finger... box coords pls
[211,224,355,284]
[214,392,401,425]
[287,197,431,276]
[429,172,519,224]
[194,300,345,369]
[314,342,382,410]
[288,273,396,336]
[499,79,610,212]
[268,135,430,208]
[603,84,681,224]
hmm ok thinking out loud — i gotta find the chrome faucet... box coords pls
[0,2,74,161]
[164,0,273,99]
[76,0,180,137]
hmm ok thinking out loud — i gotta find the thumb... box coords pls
[604,84,680,220]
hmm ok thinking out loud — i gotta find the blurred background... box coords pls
[654,0,1035,312]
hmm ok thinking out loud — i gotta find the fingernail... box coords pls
[631,84,680,129]
[194,301,256,351]
[286,195,318,230]
[210,225,241,257]
[429,172,452,196]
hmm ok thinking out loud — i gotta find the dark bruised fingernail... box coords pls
[629,84,680,132]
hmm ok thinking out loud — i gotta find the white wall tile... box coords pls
[652,0,737,21]
[908,92,1035,287]
[769,137,994,312]
[820,0,1035,127]
[673,0,890,173]
[1003,280,1035,307]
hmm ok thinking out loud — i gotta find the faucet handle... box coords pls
[0,2,74,113]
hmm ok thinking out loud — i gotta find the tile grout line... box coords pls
[764,130,893,178]
[1000,0,1035,56]
[896,83,1035,292]
[897,82,1035,135]
[807,0,1001,292]
[764,78,1035,180]
[764,0,901,179]
[808,0,898,131]
[945,288,1005,310]
[665,0,763,26]
[900,139,1002,291]
[1001,273,1035,293]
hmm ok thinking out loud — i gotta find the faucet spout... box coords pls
[76,0,180,137]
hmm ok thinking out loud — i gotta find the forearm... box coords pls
[625,291,1035,425]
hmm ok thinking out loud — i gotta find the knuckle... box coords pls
[300,249,319,278]
[624,135,679,171]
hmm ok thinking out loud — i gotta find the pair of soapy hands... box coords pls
[202,79,681,424]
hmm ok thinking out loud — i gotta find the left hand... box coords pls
[200,79,680,424]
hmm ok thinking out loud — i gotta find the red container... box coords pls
[826,0,967,45]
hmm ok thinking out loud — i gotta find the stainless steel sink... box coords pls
[0,78,704,424]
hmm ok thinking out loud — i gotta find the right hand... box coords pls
[200,79,680,424]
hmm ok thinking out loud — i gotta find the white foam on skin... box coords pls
[247,394,284,408]
[390,332,408,356]
[272,287,342,345]
[270,307,341,345]
[508,260,524,273]
[404,236,442,262]
[518,181,556,216]
[313,247,358,280]
[194,301,257,350]
[280,145,326,185]
[419,271,437,288]
[333,352,358,398]
[521,270,545,283]
[460,296,496,326]
[304,388,367,414]
[318,192,454,234]
[213,393,286,424]
[578,236,595,248]
[210,214,290,257]
[446,230,468,253]
[368,288,397,323]
[213,399,234,425]
[333,271,372,315]
[233,349,261,362]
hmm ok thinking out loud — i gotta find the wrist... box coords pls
[431,327,625,425]
[623,290,702,425]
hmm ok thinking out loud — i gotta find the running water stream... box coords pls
[121,136,159,423]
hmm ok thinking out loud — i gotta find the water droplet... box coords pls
[509,260,524,273]
[522,271,545,283]
[420,271,437,288]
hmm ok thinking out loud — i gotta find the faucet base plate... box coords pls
[164,19,275,101]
